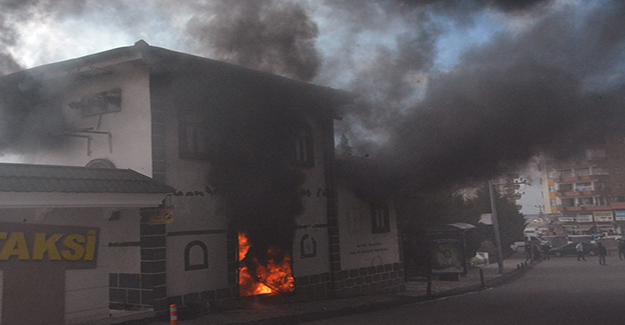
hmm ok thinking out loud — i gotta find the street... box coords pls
[302,254,625,325]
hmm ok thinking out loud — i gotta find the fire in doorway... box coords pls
[238,233,294,297]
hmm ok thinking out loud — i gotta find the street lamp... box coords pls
[489,178,531,274]
[488,180,504,274]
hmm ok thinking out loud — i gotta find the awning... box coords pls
[0,163,175,208]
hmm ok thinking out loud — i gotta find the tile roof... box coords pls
[0,163,176,194]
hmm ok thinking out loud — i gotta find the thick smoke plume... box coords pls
[206,104,307,266]
[1,0,625,253]
[185,0,320,81]
[332,0,625,198]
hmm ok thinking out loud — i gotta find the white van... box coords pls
[525,234,550,246]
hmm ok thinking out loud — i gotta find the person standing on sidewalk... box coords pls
[532,244,541,261]
[618,239,625,260]
[576,242,586,261]
[542,242,551,260]
[597,242,607,266]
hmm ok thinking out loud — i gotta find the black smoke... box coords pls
[185,0,321,81]
[331,0,625,197]
[1,0,625,251]
[206,103,307,266]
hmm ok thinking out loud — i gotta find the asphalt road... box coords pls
[302,254,625,325]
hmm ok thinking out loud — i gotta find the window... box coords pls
[574,168,590,176]
[179,112,215,160]
[578,197,594,206]
[561,198,575,207]
[293,122,314,168]
[371,203,390,233]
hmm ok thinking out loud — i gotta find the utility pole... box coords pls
[488,180,504,274]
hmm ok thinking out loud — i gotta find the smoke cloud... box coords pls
[1,0,624,243]
[206,103,307,265]
[331,0,625,196]
[185,0,321,81]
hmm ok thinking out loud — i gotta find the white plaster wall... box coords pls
[15,61,153,177]
[292,227,330,277]
[167,196,227,233]
[336,184,401,270]
[163,108,230,295]
[295,113,330,227]
[292,112,332,277]
[166,234,228,296]
[106,209,141,273]
[0,207,141,324]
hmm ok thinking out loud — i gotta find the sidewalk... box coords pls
[140,252,534,325]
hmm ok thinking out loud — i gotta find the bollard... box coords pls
[170,304,178,325]
[479,268,485,288]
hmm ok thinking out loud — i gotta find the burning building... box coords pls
[0,41,405,323]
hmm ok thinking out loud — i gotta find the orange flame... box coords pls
[238,233,295,297]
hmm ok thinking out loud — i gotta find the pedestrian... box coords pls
[542,242,551,260]
[597,242,608,266]
[618,239,625,260]
[532,244,541,261]
[576,242,586,261]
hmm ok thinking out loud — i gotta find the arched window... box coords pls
[184,240,209,271]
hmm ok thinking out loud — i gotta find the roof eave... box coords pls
[0,192,168,208]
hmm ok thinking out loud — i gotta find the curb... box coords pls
[243,261,538,325]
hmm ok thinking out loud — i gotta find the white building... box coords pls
[0,41,404,324]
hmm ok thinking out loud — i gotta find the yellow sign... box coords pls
[148,207,174,225]
[0,223,99,269]
[593,211,614,222]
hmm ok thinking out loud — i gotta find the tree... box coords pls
[399,184,526,276]
[336,133,353,157]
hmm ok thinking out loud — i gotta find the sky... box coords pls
[1,0,624,214]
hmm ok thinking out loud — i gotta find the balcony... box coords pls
[554,188,607,197]
[550,169,609,181]
[611,202,625,209]
[557,204,612,212]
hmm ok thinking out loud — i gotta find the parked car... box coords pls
[549,243,599,257]
[526,234,550,246]
[510,241,526,252]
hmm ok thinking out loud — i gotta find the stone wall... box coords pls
[333,262,405,298]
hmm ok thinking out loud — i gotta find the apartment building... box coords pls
[539,136,625,236]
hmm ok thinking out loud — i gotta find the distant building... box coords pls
[538,135,625,236]
[493,173,525,212]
